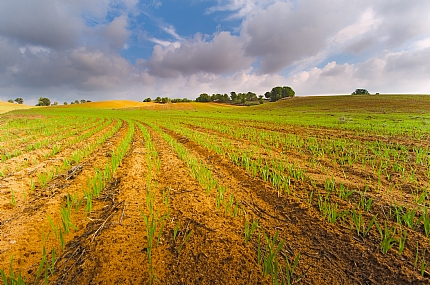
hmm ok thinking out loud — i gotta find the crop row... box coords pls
[0,116,97,147]
[0,117,105,163]
[144,120,303,284]
[181,118,430,187]
[153,118,430,277]
[1,119,133,284]
[0,118,114,178]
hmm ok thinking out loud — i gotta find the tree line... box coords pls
[6,88,375,107]
[195,86,295,104]
[143,97,192,103]
[35,97,91,106]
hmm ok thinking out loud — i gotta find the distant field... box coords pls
[58,100,240,111]
[0,101,35,114]
[1,95,430,284]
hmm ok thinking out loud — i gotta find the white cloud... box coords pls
[411,38,430,51]
[331,9,379,45]
[290,47,430,95]
[206,0,277,19]
[147,38,181,48]
[161,24,184,41]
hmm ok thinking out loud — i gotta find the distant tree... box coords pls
[143,98,152,102]
[270,87,283,102]
[80,100,86,104]
[7,99,14,103]
[258,95,264,104]
[87,100,92,102]
[64,102,68,105]
[70,102,75,104]
[196,93,211,102]
[246,92,257,101]
[36,97,51,106]
[14,98,24,104]
[351,89,370,95]
[282,86,295,98]
[265,86,295,102]
[161,97,170,104]
[230,92,238,102]
[53,101,58,105]
[74,100,80,104]
[154,97,161,103]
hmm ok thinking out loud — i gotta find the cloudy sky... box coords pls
[0,0,430,104]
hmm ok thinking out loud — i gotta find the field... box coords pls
[0,102,35,115]
[1,95,430,284]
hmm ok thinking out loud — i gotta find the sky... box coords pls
[0,0,430,105]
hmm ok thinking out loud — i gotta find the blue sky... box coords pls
[0,0,430,104]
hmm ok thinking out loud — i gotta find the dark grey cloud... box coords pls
[145,32,253,78]
[0,0,135,97]
[0,1,83,49]
[0,36,137,93]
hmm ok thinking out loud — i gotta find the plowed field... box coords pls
[1,95,430,284]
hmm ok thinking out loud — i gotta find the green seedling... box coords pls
[338,183,354,200]
[421,208,430,237]
[60,205,78,234]
[308,191,314,205]
[0,256,26,285]
[47,215,59,240]
[244,219,259,244]
[415,244,428,276]
[358,191,373,212]
[262,231,285,281]
[162,188,170,207]
[398,228,407,255]
[283,252,300,285]
[173,220,181,241]
[402,207,418,229]
[378,222,397,254]
[10,189,16,206]
[85,191,93,214]
[141,209,168,285]
[351,211,378,237]
[37,172,48,189]
[177,229,193,254]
